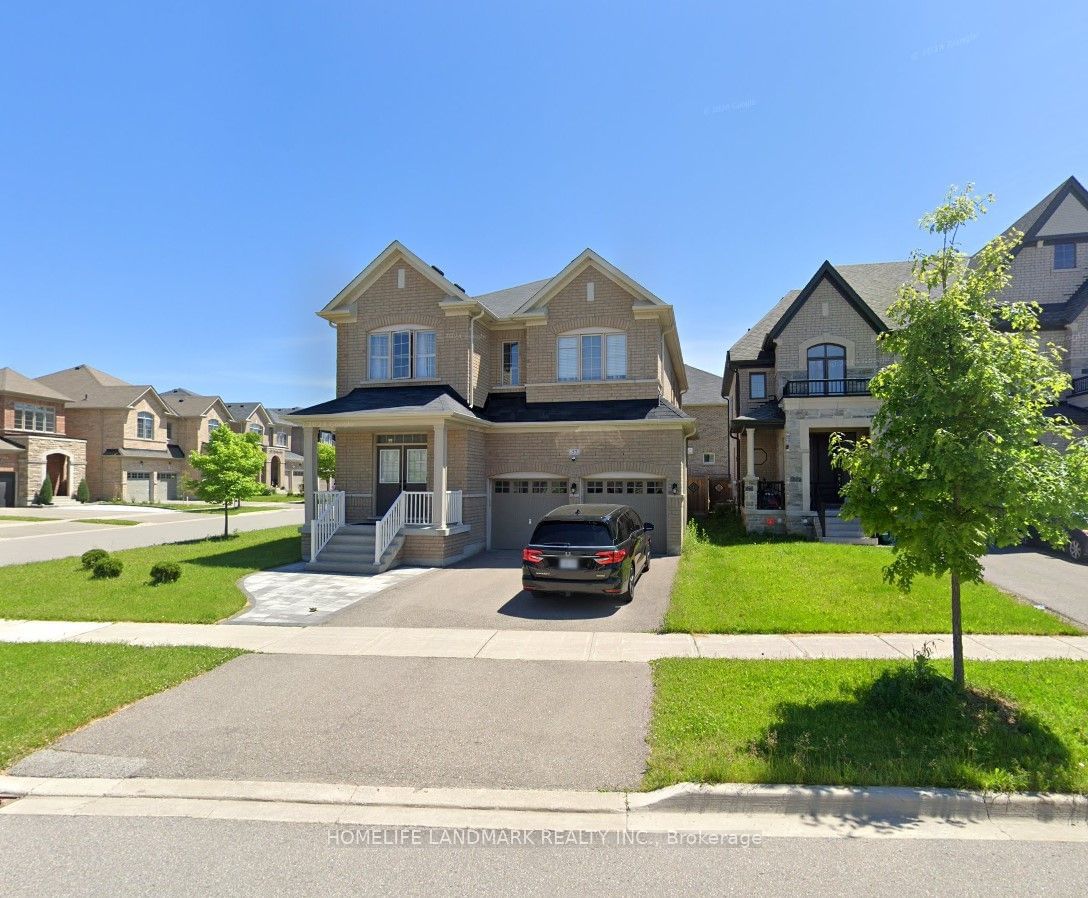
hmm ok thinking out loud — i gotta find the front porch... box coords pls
[733,419,787,535]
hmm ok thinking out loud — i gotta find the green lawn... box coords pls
[0,525,300,623]
[245,494,304,504]
[0,515,50,523]
[75,518,141,526]
[646,658,1088,793]
[664,513,1076,635]
[0,642,243,770]
[154,503,274,516]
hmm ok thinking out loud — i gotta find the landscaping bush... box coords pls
[80,548,110,570]
[76,478,91,503]
[149,562,182,585]
[37,477,53,506]
[92,557,124,579]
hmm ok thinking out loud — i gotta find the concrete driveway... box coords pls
[12,654,651,790]
[322,550,678,632]
[984,548,1088,630]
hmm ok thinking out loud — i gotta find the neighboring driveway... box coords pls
[0,506,303,565]
[983,548,1088,630]
[11,654,651,790]
[322,550,679,632]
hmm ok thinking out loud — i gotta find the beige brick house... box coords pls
[725,176,1088,538]
[0,368,87,506]
[682,364,730,514]
[159,388,237,495]
[287,241,694,572]
[223,401,293,492]
[36,365,184,502]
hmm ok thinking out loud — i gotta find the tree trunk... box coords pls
[950,571,965,688]
[223,502,230,539]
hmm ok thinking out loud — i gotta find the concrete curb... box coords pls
[628,783,1088,823]
[2,776,1086,826]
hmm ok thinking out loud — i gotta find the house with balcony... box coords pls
[36,364,183,502]
[0,367,87,506]
[286,241,694,573]
[724,175,1088,539]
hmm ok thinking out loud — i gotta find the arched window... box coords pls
[136,411,155,439]
[807,344,846,395]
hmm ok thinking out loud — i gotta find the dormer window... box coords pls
[368,329,437,380]
[557,331,627,382]
[136,412,155,439]
[1054,243,1076,270]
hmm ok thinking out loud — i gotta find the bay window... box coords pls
[368,329,437,380]
[557,332,627,382]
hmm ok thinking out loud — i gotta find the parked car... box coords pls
[521,504,653,603]
[1068,528,1088,563]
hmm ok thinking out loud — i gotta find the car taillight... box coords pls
[522,548,543,564]
[594,549,627,565]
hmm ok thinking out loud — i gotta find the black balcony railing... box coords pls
[1072,375,1088,397]
[756,480,785,510]
[783,378,872,398]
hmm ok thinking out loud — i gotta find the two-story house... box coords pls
[159,388,237,496]
[36,365,184,502]
[267,407,328,492]
[682,364,731,514]
[0,368,87,506]
[224,401,293,492]
[287,241,693,572]
[725,176,1088,538]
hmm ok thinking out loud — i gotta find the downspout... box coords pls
[468,308,486,408]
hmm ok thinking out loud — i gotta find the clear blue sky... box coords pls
[3,2,1086,406]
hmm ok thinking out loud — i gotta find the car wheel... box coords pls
[1069,535,1087,563]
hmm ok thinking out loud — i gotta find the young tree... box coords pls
[37,476,54,506]
[75,477,91,504]
[317,441,336,490]
[834,185,1088,688]
[186,426,266,537]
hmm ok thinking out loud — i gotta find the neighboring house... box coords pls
[682,364,730,514]
[35,364,184,502]
[266,407,310,492]
[224,401,291,491]
[0,367,87,506]
[158,388,237,495]
[724,175,1088,538]
[288,241,693,572]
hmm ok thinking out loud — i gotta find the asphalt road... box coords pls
[324,550,678,631]
[4,816,1086,897]
[984,548,1088,629]
[0,506,302,564]
[12,654,652,790]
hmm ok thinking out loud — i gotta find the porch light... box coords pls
[569,482,578,494]
[670,483,679,495]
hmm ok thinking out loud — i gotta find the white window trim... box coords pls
[13,402,56,434]
[136,412,155,440]
[367,326,438,381]
[501,340,521,386]
[556,329,627,382]
[703,452,716,465]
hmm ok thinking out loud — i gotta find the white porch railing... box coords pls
[373,490,464,563]
[311,490,345,561]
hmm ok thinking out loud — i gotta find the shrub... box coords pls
[150,562,182,585]
[37,477,54,506]
[76,478,91,503]
[81,548,110,570]
[92,557,123,579]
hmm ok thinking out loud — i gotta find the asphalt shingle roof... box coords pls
[479,393,689,424]
[291,385,475,418]
[0,368,72,402]
[472,279,551,318]
[682,365,725,405]
[160,389,227,418]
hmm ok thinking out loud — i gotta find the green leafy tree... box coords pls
[76,478,91,504]
[834,185,1088,688]
[37,476,53,506]
[186,426,266,537]
[317,441,336,490]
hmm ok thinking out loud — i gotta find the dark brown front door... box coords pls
[809,431,858,508]
[375,441,428,516]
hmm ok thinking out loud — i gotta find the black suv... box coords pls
[521,504,653,603]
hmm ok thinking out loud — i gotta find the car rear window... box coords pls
[530,520,614,547]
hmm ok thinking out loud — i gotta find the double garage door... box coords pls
[489,477,667,550]
[125,472,178,503]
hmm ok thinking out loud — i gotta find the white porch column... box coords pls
[302,426,318,524]
[745,427,756,479]
[433,421,448,528]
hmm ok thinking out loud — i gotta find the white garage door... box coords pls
[125,471,152,503]
[490,478,570,550]
[156,473,178,502]
[585,479,667,531]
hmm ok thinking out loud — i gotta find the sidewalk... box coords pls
[3,619,1087,662]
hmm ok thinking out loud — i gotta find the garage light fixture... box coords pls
[670,483,679,495]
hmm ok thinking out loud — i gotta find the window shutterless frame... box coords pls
[369,329,437,380]
[749,372,767,400]
[556,332,627,381]
[501,341,520,386]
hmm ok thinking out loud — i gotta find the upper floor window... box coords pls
[807,343,846,394]
[249,423,264,436]
[319,431,334,444]
[749,372,767,400]
[502,341,521,386]
[368,329,437,380]
[166,422,174,441]
[13,402,55,433]
[208,419,220,433]
[274,430,289,447]
[1054,243,1077,270]
[136,411,155,440]
[557,332,627,382]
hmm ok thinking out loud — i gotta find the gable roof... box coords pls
[999,176,1088,245]
[0,368,72,402]
[682,365,726,406]
[511,248,670,316]
[224,402,273,426]
[37,365,171,412]
[766,260,893,345]
[159,388,231,419]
